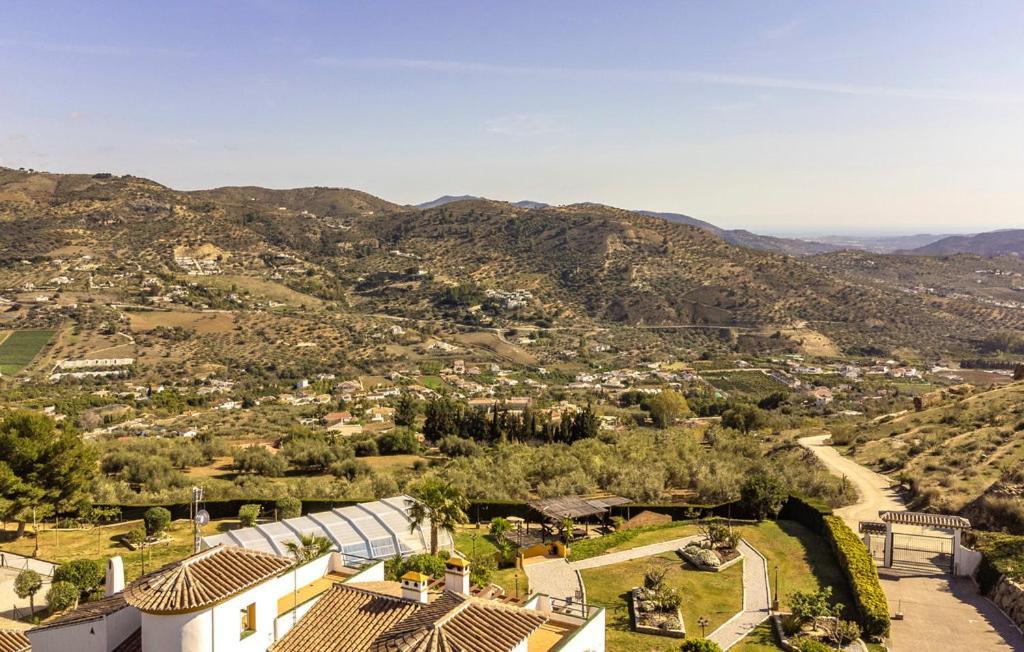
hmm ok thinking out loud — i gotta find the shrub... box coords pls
[276,497,302,520]
[679,640,722,652]
[239,504,261,527]
[644,566,667,590]
[143,506,171,537]
[233,446,287,476]
[824,515,890,638]
[377,428,419,455]
[125,526,146,547]
[793,639,831,652]
[53,559,104,595]
[740,472,787,520]
[46,581,80,612]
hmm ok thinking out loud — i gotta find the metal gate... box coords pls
[891,532,953,573]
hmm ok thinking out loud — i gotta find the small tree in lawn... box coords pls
[143,506,171,538]
[406,478,468,555]
[53,559,104,598]
[14,568,43,613]
[699,521,738,549]
[489,517,512,542]
[789,587,842,631]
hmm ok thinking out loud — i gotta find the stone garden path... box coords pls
[527,534,774,649]
[708,539,772,649]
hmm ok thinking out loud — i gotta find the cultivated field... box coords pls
[0,329,55,375]
[128,310,236,334]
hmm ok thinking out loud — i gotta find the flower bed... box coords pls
[678,543,742,572]
[630,586,686,638]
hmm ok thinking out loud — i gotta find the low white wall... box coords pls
[345,559,386,584]
[27,606,140,652]
[554,606,605,652]
[958,546,983,577]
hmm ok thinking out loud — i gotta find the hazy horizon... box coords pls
[2,1,1022,233]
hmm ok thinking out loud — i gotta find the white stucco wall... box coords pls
[27,606,140,652]
[142,609,212,652]
[345,559,386,583]
[554,607,605,652]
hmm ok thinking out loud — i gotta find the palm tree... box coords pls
[284,534,332,563]
[407,478,469,555]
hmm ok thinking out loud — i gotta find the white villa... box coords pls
[5,498,605,652]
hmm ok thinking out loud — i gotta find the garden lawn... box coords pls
[0,519,233,582]
[568,521,699,561]
[733,622,783,651]
[453,527,528,598]
[738,520,853,615]
[580,551,742,652]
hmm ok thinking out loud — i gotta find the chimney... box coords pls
[106,556,125,596]
[400,571,429,604]
[445,557,470,594]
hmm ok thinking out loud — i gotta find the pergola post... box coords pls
[884,521,894,568]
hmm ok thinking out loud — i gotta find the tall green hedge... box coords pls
[782,495,889,639]
[823,515,890,638]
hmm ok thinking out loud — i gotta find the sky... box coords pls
[1,1,1022,235]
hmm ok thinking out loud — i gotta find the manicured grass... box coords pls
[569,519,848,649]
[568,521,699,561]
[581,551,742,651]
[417,375,444,391]
[733,622,783,651]
[0,519,232,582]
[453,527,528,597]
[0,329,55,374]
[738,520,853,615]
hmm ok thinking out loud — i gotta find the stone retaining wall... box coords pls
[989,576,1024,630]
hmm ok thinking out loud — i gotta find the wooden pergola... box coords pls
[527,495,631,538]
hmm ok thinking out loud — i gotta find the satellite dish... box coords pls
[195,509,210,526]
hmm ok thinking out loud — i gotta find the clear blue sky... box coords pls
[2,1,1022,234]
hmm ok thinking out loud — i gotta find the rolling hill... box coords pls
[906,229,1024,257]
[1,166,1022,360]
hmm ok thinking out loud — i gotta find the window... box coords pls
[240,603,256,639]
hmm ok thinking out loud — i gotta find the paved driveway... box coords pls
[800,434,1024,651]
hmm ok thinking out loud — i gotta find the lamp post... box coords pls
[698,616,709,638]
[772,566,780,611]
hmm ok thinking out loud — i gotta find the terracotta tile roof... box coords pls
[374,591,547,652]
[112,629,141,652]
[124,544,293,614]
[31,593,128,631]
[270,585,419,652]
[0,631,30,652]
[271,585,548,652]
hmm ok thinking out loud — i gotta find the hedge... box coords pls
[823,515,890,638]
[781,495,889,639]
[96,498,737,524]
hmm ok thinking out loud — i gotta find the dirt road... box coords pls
[800,434,1024,651]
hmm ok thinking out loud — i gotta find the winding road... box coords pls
[800,434,1024,651]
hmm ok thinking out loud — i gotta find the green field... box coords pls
[0,329,55,375]
[702,370,789,399]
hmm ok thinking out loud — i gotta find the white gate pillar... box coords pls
[883,522,894,568]
[952,527,962,574]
